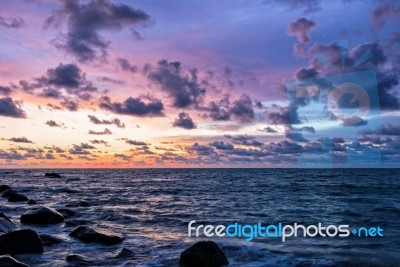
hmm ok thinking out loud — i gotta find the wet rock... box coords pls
[65,220,89,227]
[7,193,28,202]
[66,254,90,266]
[0,185,11,192]
[56,209,76,218]
[179,241,229,267]
[69,226,123,245]
[0,229,44,255]
[0,255,29,267]
[39,234,62,246]
[0,213,13,224]
[113,248,134,259]
[27,200,37,205]
[20,206,64,225]
[66,200,89,207]
[0,218,16,234]
[44,173,61,178]
[1,190,17,199]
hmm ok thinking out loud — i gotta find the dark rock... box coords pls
[27,200,37,205]
[66,201,89,207]
[113,248,134,259]
[69,226,123,245]
[7,193,28,202]
[0,218,16,234]
[39,234,62,246]
[56,209,76,218]
[65,220,89,227]
[0,229,44,255]
[179,241,229,267]
[1,190,17,199]
[66,254,90,266]
[20,206,64,225]
[0,185,11,192]
[0,213,13,224]
[0,255,29,267]
[44,173,61,178]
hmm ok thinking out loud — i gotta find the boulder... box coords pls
[69,226,123,245]
[179,241,229,267]
[20,206,64,225]
[39,234,62,246]
[44,173,61,178]
[56,209,75,218]
[66,201,89,207]
[65,220,89,227]
[0,229,43,255]
[113,248,134,259]
[0,255,29,267]
[0,185,11,192]
[2,190,17,199]
[66,254,91,266]
[0,213,13,224]
[0,218,16,234]
[7,193,28,202]
[27,200,37,205]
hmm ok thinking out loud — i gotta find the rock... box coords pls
[0,185,11,192]
[20,206,64,225]
[0,255,29,267]
[65,220,89,227]
[56,209,76,218]
[66,201,89,207]
[0,213,13,224]
[179,241,229,267]
[27,200,37,205]
[66,254,90,266]
[39,234,62,246]
[0,218,16,234]
[7,193,28,202]
[69,226,123,245]
[0,229,44,255]
[113,248,134,259]
[2,190,17,199]
[44,173,61,178]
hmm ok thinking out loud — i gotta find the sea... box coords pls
[0,168,399,266]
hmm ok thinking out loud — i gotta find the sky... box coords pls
[0,0,399,168]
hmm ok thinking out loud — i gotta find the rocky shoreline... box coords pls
[0,173,229,267]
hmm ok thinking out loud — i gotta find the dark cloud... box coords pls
[45,0,151,62]
[224,134,264,147]
[229,94,255,123]
[173,112,196,130]
[45,120,64,128]
[209,141,234,150]
[89,139,109,146]
[361,124,400,136]
[0,86,12,96]
[8,137,34,143]
[117,58,138,73]
[0,15,24,28]
[88,128,112,135]
[263,0,321,13]
[97,76,125,85]
[40,88,62,99]
[257,126,278,133]
[121,138,149,146]
[371,2,400,28]
[264,104,301,125]
[69,143,95,155]
[287,18,315,43]
[148,59,206,108]
[266,140,304,154]
[205,94,255,123]
[61,99,79,111]
[99,96,164,117]
[88,115,125,128]
[187,143,215,156]
[0,97,26,118]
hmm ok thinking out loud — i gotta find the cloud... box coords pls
[88,128,112,135]
[45,120,64,127]
[8,137,34,143]
[121,138,149,146]
[0,15,24,28]
[287,18,315,43]
[88,115,125,128]
[205,94,255,123]
[209,141,234,150]
[263,0,321,13]
[264,104,301,125]
[257,126,278,133]
[361,123,400,136]
[224,134,264,147]
[89,139,109,146]
[69,143,96,155]
[117,58,138,73]
[45,0,151,62]
[148,59,206,108]
[0,97,26,118]
[371,2,400,28]
[99,96,164,117]
[0,86,12,96]
[97,76,125,85]
[187,143,215,156]
[173,112,197,130]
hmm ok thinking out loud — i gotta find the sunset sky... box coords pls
[0,0,399,167]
